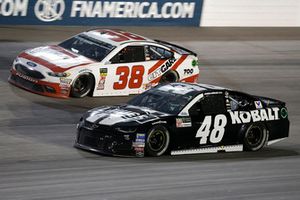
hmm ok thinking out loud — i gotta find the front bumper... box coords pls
[8,68,70,98]
[75,125,142,157]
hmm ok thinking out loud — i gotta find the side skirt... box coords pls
[171,145,243,156]
[267,137,288,146]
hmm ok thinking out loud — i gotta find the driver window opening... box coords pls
[110,46,145,63]
[188,94,226,117]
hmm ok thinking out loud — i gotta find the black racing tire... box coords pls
[145,125,170,157]
[159,70,179,83]
[243,123,268,151]
[70,74,94,98]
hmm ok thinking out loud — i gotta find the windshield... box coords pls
[58,34,115,61]
[128,88,196,114]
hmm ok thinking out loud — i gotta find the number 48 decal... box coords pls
[196,114,227,144]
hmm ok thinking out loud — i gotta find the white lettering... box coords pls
[182,2,195,18]
[70,1,82,17]
[161,2,172,18]
[103,1,115,18]
[81,1,93,17]
[240,112,251,123]
[138,2,149,18]
[260,109,269,121]
[91,1,102,17]
[272,107,280,120]
[250,110,261,122]
[114,2,125,18]
[229,111,241,124]
[267,108,275,120]
[1,0,13,16]
[69,1,196,19]
[171,2,182,18]
[229,108,281,124]
[148,2,161,18]
[123,2,134,17]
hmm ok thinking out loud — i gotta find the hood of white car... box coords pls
[22,45,94,71]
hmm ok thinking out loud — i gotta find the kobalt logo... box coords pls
[34,0,65,22]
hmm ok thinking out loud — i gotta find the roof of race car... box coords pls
[155,82,228,96]
[83,29,154,46]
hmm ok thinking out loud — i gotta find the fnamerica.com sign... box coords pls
[0,0,204,26]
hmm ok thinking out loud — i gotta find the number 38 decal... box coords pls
[113,65,145,90]
[196,114,227,144]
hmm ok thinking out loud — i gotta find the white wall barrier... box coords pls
[200,0,300,27]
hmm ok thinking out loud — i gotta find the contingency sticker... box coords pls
[97,68,107,90]
[254,101,263,109]
[176,117,192,128]
[133,133,145,157]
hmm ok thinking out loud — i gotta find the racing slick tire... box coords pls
[159,70,179,83]
[145,125,170,157]
[70,74,94,98]
[243,123,268,151]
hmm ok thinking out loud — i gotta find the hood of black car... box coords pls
[84,105,168,126]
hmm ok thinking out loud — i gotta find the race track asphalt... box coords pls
[0,27,300,200]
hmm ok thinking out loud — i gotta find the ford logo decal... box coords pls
[27,61,37,67]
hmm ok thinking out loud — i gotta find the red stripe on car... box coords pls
[19,52,92,73]
[150,55,188,84]
[148,59,166,74]
[170,55,188,71]
[180,74,199,83]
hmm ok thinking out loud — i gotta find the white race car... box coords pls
[9,29,199,98]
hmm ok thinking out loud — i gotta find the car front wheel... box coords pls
[145,125,170,157]
[70,74,94,98]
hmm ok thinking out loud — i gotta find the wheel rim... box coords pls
[246,126,263,147]
[73,76,89,93]
[148,130,167,152]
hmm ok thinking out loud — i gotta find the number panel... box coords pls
[196,114,227,145]
[113,66,130,90]
[113,65,145,90]
[128,65,145,89]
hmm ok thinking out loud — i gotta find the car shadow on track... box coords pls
[75,147,299,163]
[9,84,133,112]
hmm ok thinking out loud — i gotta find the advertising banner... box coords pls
[0,0,204,26]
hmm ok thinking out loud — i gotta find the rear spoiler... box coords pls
[154,39,197,56]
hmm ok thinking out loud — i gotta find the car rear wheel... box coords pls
[70,74,94,98]
[243,123,268,151]
[145,125,170,157]
[160,70,179,83]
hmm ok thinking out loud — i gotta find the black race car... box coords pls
[75,82,289,157]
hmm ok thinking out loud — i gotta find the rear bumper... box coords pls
[8,69,70,98]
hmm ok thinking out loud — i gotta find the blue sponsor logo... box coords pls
[0,0,204,26]
[26,61,37,67]
[136,133,145,140]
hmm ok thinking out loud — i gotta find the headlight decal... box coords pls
[48,72,71,77]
